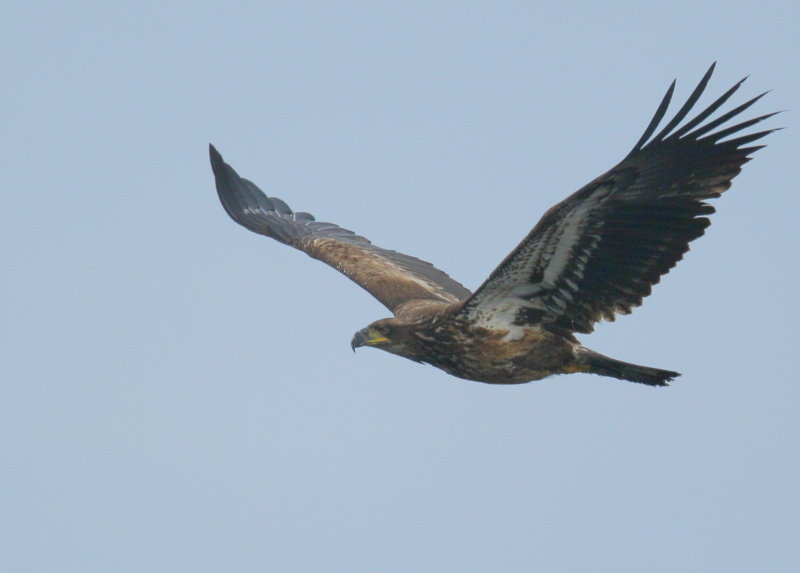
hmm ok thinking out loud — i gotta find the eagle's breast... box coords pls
[412,320,577,384]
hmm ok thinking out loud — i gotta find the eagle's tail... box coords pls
[581,349,680,386]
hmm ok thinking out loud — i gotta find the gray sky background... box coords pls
[3,2,798,571]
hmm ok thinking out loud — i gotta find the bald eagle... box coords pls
[210,64,776,386]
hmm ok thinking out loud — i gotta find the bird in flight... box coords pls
[210,63,776,386]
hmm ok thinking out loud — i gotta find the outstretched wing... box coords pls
[210,145,471,314]
[456,63,777,334]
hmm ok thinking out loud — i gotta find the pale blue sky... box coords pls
[3,2,799,571]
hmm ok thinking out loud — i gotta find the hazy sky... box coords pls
[3,2,798,571]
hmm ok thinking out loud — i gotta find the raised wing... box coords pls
[456,63,777,334]
[210,145,471,314]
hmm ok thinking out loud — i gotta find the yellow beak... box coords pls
[351,328,389,350]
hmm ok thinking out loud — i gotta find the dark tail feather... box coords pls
[582,350,680,386]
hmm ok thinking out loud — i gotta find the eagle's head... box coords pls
[351,318,423,361]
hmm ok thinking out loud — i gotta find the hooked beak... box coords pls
[351,328,388,351]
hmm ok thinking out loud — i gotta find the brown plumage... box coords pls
[210,64,777,386]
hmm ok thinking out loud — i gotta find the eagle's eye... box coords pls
[377,324,391,336]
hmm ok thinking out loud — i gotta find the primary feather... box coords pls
[457,63,777,335]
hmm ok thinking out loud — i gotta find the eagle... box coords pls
[210,64,776,386]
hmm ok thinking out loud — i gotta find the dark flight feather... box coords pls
[457,63,777,334]
[210,145,471,314]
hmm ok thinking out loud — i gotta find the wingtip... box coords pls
[698,62,716,85]
[209,143,221,163]
[209,144,228,178]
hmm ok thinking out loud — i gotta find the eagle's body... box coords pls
[349,299,669,385]
[369,317,582,385]
[210,64,776,386]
